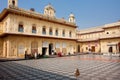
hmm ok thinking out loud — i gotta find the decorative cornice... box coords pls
[0,33,77,41]
[0,7,77,28]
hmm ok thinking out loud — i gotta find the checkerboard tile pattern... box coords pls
[0,62,76,80]
[0,55,120,80]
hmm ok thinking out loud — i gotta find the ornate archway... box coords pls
[18,42,25,58]
[31,41,38,54]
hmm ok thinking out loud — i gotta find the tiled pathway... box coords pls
[0,54,120,80]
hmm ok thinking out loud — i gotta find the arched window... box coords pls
[49,28,53,35]
[62,30,65,37]
[55,29,58,36]
[32,24,36,33]
[18,22,24,32]
[69,31,72,37]
[42,27,46,35]
[12,0,15,6]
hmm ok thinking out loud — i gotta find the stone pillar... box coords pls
[60,43,62,52]
[26,41,31,54]
[46,27,49,36]
[46,47,49,55]
[113,45,117,54]
[6,40,10,58]
[3,41,6,57]
[38,41,42,55]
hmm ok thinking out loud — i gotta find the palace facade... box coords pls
[0,0,120,58]
[0,0,77,58]
[77,21,120,56]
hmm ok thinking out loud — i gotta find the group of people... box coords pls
[25,50,41,59]
[24,49,65,59]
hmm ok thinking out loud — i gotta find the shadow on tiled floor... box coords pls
[0,62,76,80]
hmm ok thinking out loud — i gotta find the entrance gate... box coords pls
[91,46,95,52]
[49,43,53,55]
[109,46,113,53]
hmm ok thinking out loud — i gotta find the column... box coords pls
[6,40,10,58]
[38,41,42,55]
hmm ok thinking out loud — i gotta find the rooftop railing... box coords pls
[9,6,76,26]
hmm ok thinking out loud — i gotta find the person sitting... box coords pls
[34,52,37,59]
[25,50,28,59]
[58,52,62,57]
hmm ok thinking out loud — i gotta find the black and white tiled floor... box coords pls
[0,62,75,80]
[0,55,120,80]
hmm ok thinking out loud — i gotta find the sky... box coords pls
[0,0,120,29]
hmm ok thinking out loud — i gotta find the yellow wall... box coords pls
[3,35,76,58]
[8,14,76,39]
[77,22,120,54]
[0,38,3,57]
[80,41,100,53]
[100,38,120,53]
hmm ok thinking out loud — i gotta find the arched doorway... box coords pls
[18,42,25,58]
[42,42,48,56]
[91,46,95,52]
[109,46,113,53]
[118,42,120,53]
[49,43,53,55]
[78,45,80,52]
[31,41,38,54]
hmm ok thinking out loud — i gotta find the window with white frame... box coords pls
[18,22,24,32]
[49,28,53,35]
[42,27,46,35]
[69,31,72,37]
[62,30,65,37]
[55,29,58,36]
[32,25,36,33]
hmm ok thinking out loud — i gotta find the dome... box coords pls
[69,13,75,18]
[45,4,55,11]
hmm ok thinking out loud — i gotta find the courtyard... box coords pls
[0,54,120,80]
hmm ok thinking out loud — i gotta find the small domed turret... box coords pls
[45,4,55,11]
[44,3,56,17]
[8,0,18,8]
[69,13,75,23]
[70,14,75,18]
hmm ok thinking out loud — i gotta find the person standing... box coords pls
[34,52,37,59]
